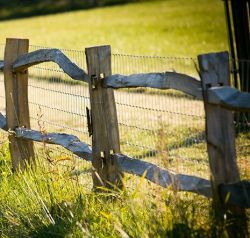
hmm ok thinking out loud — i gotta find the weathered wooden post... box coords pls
[85,45,123,189]
[198,52,247,237]
[4,38,35,171]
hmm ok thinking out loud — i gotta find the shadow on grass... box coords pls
[30,201,209,238]
[168,223,207,238]
[135,131,206,159]
[30,201,78,238]
[0,0,148,21]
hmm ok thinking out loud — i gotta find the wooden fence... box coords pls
[0,38,250,236]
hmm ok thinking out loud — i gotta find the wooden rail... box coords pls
[3,48,249,112]
[15,127,92,162]
[113,153,211,197]
[0,60,3,71]
[104,72,202,99]
[13,49,89,82]
[207,86,250,112]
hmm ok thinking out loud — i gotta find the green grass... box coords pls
[0,135,248,237]
[0,0,227,57]
[0,142,213,237]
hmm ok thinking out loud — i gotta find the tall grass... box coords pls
[0,141,214,237]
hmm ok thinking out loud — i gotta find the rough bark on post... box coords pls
[85,45,123,189]
[4,38,35,171]
[198,52,247,237]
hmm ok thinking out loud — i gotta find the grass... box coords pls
[0,141,213,237]
[0,134,248,237]
[0,0,227,57]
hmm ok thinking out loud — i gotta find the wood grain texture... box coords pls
[4,38,35,170]
[219,180,250,208]
[0,60,4,71]
[198,51,247,237]
[15,128,92,161]
[105,72,202,99]
[86,45,123,188]
[114,154,211,197]
[207,86,250,112]
[13,49,89,82]
[198,52,239,185]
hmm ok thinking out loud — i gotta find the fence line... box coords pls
[0,38,249,237]
[0,43,208,170]
[0,44,248,164]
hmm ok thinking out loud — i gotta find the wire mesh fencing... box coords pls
[0,43,249,180]
[27,45,90,171]
[111,54,207,177]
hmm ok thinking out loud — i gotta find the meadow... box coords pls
[0,0,227,57]
[0,0,249,237]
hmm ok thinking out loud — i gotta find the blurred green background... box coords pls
[0,0,228,56]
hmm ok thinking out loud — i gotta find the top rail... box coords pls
[1,48,204,99]
[104,72,203,100]
[0,47,203,99]
[12,49,90,82]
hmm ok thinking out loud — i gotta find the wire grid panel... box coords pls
[112,54,208,177]
[27,46,91,168]
[28,45,90,143]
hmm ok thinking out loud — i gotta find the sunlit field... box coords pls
[0,0,227,56]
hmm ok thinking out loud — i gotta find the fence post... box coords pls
[198,52,247,237]
[85,45,123,189]
[4,38,35,171]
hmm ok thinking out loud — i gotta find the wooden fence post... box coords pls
[4,38,35,171]
[85,45,123,189]
[198,52,247,237]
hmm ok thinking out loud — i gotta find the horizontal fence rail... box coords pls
[0,112,6,129]
[0,60,3,70]
[207,86,250,111]
[104,72,202,99]
[13,49,89,82]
